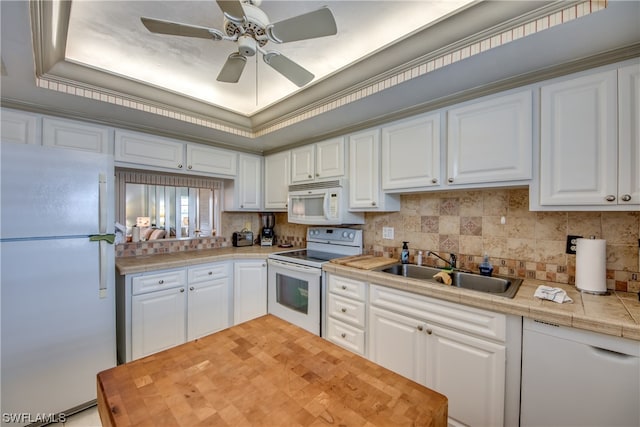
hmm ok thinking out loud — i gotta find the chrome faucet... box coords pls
[427,250,457,269]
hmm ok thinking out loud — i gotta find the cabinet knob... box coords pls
[190,286,195,291]
[262,264,266,267]
[426,328,433,335]
[177,164,183,169]
[240,205,244,208]
[371,201,377,206]
[341,285,347,290]
[432,178,438,184]
[621,194,632,202]
[605,195,616,202]
[417,325,423,331]
[188,165,193,170]
[341,308,347,313]
[316,173,320,177]
[158,279,164,284]
[448,178,454,183]
[308,174,312,179]
[208,271,213,275]
[341,333,347,338]
[180,288,185,293]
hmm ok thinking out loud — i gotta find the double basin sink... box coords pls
[377,263,523,298]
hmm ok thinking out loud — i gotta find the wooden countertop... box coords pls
[97,315,447,427]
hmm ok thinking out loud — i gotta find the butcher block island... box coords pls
[97,315,447,426]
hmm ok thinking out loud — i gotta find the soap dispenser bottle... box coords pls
[401,242,410,264]
[479,254,494,277]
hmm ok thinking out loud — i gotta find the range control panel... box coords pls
[307,227,363,247]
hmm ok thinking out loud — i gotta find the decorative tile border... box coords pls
[36,0,607,140]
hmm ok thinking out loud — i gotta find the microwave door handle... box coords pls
[324,192,331,220]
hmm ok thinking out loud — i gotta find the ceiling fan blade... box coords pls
[141,17,215,39]
[263,52,314,87]
[216,0,245,22]
[267,8,337,43]
[217,53,247,83]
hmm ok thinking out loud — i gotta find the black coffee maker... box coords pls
[260,213,275,246]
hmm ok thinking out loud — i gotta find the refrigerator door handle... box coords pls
[99,240,108,298]
[99,173,107,234]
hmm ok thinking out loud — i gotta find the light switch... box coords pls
[382,227,394,240]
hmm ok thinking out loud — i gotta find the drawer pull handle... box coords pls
[341,333,346,338]
[158,279,164,284]
[341,308,347,313]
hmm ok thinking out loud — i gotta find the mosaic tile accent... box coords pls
[35,1,606,139]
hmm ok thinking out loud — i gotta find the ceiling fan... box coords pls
[140,0,337,87]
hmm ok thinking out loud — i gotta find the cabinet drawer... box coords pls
[370,284,506,342]
[327,293,366,328]
[188,262,230,283]
[326,317,365,355]
[328,275,366,301]
[132,270,186,295]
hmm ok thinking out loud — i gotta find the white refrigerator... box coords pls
[1,142,116,425]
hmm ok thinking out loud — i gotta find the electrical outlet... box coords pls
[565,235,582,254]
[382,227,394,240]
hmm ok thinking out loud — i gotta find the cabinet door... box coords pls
[316,137,345,179]
[187,278,230,341]
[291,145,315,183]
[236,154,262,210]
[1,109,39,144]
[349,129,380,209]
[264,151,290,210]
[131,287,186,360]
[42,117,111,154]
[426,324,506,427]
[382,113,440,190]
[447,90,532,186]
[186,144,237,176]
[234,261,267,324]
[618,63,640,206]
[369,306,425,383]
[115,130,185,170]
[540,70,618,205]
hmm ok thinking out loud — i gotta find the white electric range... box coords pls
[267,227,363,335]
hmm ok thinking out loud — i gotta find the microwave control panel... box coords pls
[329,192,338,219]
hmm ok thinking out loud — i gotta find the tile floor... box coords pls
[51,406,101,427]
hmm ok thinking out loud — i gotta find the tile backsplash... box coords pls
[117,187,639,293]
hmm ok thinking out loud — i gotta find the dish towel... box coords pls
[534,285,573,304]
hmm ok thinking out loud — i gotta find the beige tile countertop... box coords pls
[323,263,640,342]
[115,246,286,275]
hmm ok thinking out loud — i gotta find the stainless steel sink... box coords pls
[377,263,523,298]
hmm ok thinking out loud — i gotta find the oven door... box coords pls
[267,259,322,335]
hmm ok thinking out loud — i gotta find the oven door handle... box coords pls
[268,259,321,274]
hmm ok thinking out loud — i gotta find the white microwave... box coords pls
[287,180,364,225]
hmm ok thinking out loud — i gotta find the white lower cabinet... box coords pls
[233,260,267,324]
[122,262,232,362]
[368,284,509,427]
[325,274,367,356]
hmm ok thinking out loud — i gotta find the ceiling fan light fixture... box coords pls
[237,35,256,56]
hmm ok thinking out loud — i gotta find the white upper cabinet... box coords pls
[447,90,532,186]
[618,63,640,207]
[186,143,237,176]
[115,130,185,171]
[382,113,441,191]
[1,109,40,145]
[264,150,290,210]
[224,153,262,211]
[291,137,344,183]
[42,117,112,154]
[535,62,639,210]
[349,129,400,211]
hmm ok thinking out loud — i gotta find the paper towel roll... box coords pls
[575,238,607,294]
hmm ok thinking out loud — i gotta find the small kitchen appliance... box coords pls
[260,212,275,246]
[232,230,253,247]
[267,227,362,335]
